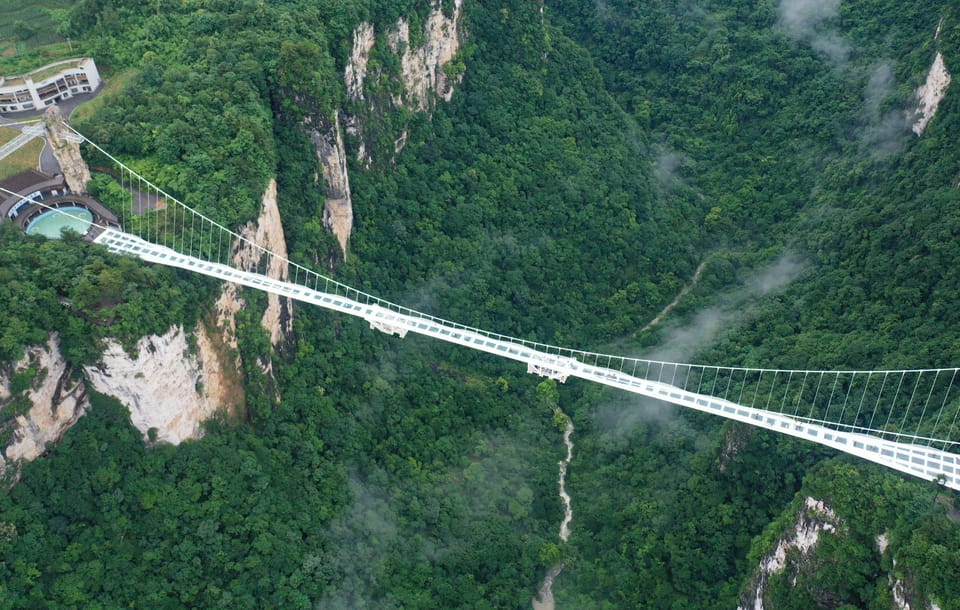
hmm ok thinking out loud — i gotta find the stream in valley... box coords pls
[532,415,574,610]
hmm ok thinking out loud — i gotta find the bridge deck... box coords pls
[94,228,960,491]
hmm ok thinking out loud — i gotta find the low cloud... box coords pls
[644,254,807,365]
[860,62,912,157]
[654,149,692,190]
[778,0,841,32]
[777,0,850,65]
[595,255,807,438]
[317,475,400,610]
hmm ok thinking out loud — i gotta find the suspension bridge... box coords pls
[5,124,960,491]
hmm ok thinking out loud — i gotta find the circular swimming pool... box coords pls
[26,206,94,238]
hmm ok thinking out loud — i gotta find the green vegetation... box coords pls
[0,41,81,79]
[544,0,960,606]
[743,459,957,609]
[67,68,136,124]
[0,1,75,72]
[0,0,959,607]
[0,223,211,364]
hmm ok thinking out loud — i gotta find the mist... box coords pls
[777,0,850,65]
[594,254,807,438]
[643,254,807,365]
[860,61,912,157]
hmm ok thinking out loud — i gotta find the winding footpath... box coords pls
[635,257,710,335]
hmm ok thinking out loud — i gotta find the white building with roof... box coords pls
[0,57,100,114]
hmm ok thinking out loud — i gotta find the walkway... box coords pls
[0,89,101,174]
[92,226,960,490]
[15,124,960,491]
[0,130,38,162]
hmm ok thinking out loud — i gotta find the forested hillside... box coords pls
[1,0,959,607]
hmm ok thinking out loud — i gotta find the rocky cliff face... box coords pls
[739,497,839,610]
[909,20,951,137]
[84,326,218,444]
[0,335,89,481]
[387,0,465,112]
[208,177,293,397]
[309,115,353,259]
[43,105,91,193]
[313,0,465,259]
[1,180,292,460]
[875,532,944,610]
[910,51,951,136]
[3,319,252,453]
[718,423,752,473]
[345,0,464,160]
[225,178,294,352]
[345,22,376,102]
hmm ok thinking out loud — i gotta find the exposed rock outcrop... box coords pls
[910,20,950,137]
[42,105,91,193]
[346,0,464,112]
[195,319,246,420]
[1,180,292,457]
[0,324,242,475]
[910,51,951,136]
[0,334,89,481]
[387,0,465,112]
[226,178,294,352]
[739,497,840,610]
[718,423,753,473]
[319,1,464,259]
[84,326,223,445]
[344,22,375,101]
[876,532,943,610]
[310,116,353,259]
[343,0,465,163]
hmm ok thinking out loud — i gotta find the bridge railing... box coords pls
[70,126,960,455]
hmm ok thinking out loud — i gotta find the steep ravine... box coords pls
[317,0,466,259]
[533,411,575,610]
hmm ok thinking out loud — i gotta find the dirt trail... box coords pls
[636,258,710,335]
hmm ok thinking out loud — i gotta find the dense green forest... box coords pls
[2,0,960,607]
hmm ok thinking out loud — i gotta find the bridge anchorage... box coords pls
[4,123,960,491]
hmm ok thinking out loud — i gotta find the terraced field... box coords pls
[0,1,73,73]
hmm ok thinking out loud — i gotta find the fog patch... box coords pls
[645,254,807,365]
[594,391,715,454]
[400,273,450,320]
[654,148,693,190]
[593,255,806,439]
[777,0,916,157]
[317,475,400,610]
[860,62,912,157]
[778,0,840,32]
[594,0,613,23]
[456,431,542,523]
[595,393,679,440]
[777,0,850,65]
